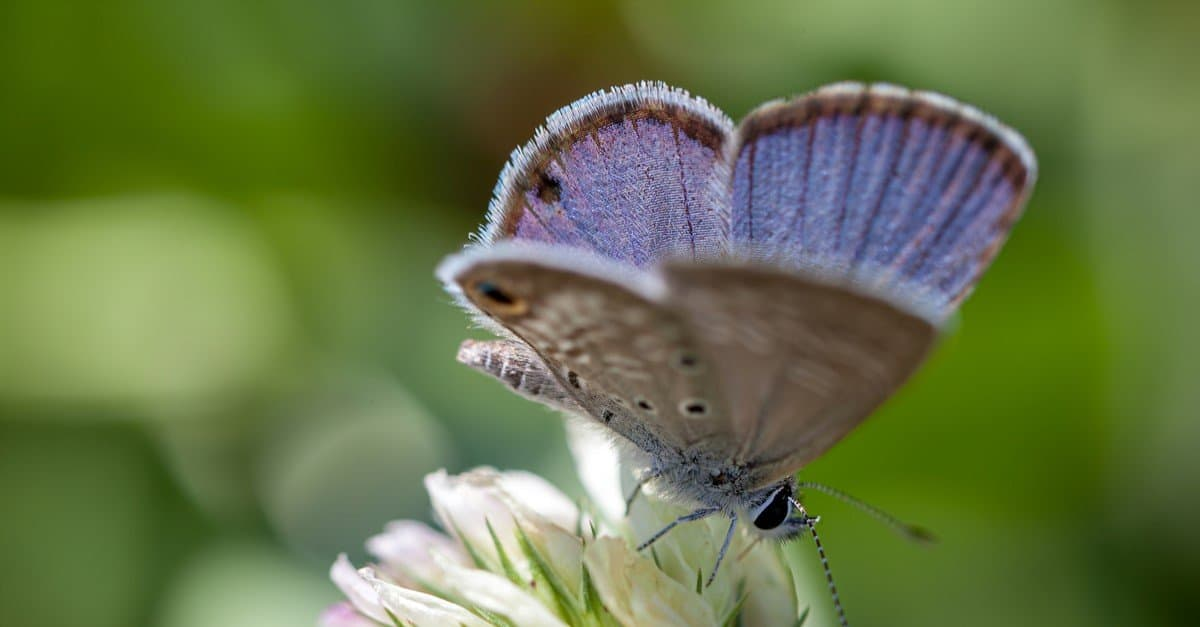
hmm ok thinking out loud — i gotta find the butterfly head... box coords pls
[744,479,814,541]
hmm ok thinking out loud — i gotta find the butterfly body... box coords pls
[439,81,1036,585]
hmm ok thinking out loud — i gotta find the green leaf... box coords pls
[795,606,810,627]
[408,573,459,608]
[718,580,747,627]
[486,518,524,585]
[580,555,593,613]
[470,606,517,627]
[384,608,407,627]
[448,518,492,572]
[580,561,623,627]
[719,592,748,627]
[514,519,584,625]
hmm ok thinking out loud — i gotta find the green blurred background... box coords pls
[1,1,1196,625]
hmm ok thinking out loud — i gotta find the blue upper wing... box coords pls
[480,82,734,267]
[728,83,1037,322]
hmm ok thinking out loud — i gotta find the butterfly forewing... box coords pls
[664,263,937,485]
[443,244,732,453]
[481,82,734,266]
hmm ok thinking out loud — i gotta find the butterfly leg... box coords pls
[706,515,738,587]
[636,507,719,552]
[624,479,645,516]
[624,469,663,516]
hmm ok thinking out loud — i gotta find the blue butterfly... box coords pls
[439,82,1036,626]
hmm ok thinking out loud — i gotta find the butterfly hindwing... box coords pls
[729,83,1036,321]
[481,82,735,266]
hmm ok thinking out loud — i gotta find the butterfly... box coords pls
[437,81,1035,624]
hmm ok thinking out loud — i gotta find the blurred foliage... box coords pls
[0,1,1196,626]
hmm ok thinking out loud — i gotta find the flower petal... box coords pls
[366,520,467,587]
[360,567,490,627]
[329,554,389,624]
[584,537,717,627]
[738,542,799,626]
[626,499,737,593]
[320,601,380,627]
[495,470,580,531]
[424,468,584,594]
[565,419,629,525]
[436,557,568,627]
[425,468,517,565]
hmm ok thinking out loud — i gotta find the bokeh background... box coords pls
[2,1,1197,625]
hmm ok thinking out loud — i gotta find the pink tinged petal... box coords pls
[320,601,381,627]
[330,554,390,624]
[436,558,568,627]
[359,567,490,627]
[366,520,466,586]
[584,537,718,627]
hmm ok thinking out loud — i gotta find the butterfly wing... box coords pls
[664,262,937,485]
[444,82,1036,487]
[439,243,730,453]
[480,82,734,266]
[729,82,1037,322]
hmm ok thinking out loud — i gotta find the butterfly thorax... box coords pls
[645,451,765,505]
[614,433,790,523]
[640,457,808,540]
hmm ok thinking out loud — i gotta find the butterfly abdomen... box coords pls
[456,339,580,411]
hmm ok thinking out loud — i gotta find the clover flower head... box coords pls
[324,422,804,627]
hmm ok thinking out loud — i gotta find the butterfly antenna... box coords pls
[796,481,936,544]
[790,497,848,627]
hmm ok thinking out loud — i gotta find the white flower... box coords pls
[364,520,468,588]
[326,422,802,626]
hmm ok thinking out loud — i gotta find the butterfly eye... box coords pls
[752,487,793,530]
[470,280,528,316]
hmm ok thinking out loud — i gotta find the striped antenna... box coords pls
[790,497,848,627]
[797,481,936,544]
